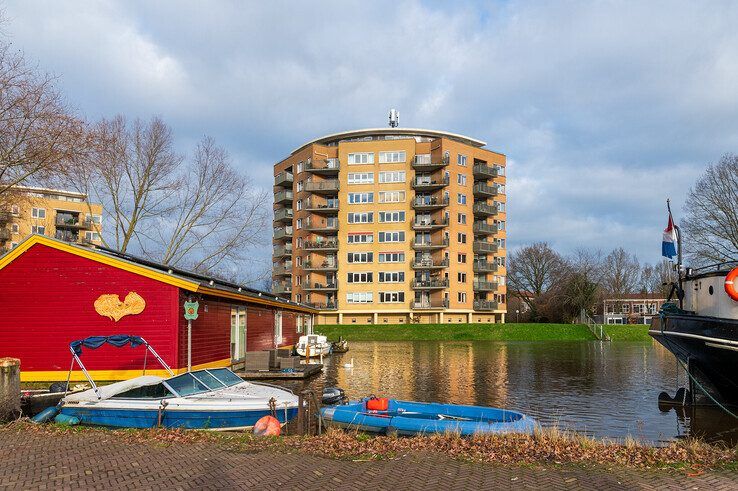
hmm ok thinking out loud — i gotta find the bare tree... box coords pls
[640,260,675,297]
[682,153,738,266]
[508,242,565,317]
[602,247,640,296]
[0,45,82,202]
[555,248,604,320]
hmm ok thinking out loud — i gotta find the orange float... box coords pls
[725,267,738,301]
[253,415,281,436]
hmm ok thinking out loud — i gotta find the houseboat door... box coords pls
[230,307,246,361]
[274,311,283,347]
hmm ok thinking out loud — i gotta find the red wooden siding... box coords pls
[246,306,275,351]
[281,311,300,347]
[176,294,231,369]
[0,244,179,374]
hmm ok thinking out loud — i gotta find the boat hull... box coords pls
[321,399,537,436]
[650,314,738,404]
[59,406,298,430]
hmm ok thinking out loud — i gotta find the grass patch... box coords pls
[317,323,598,342]
[602,324,652,341]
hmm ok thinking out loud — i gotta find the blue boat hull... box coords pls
[321,399,537,436]
[60,406,298,430]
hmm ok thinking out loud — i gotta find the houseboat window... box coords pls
[110,383,173,399]
[191,370,226,390]
[207,368,243,387]
[164,373,209,396]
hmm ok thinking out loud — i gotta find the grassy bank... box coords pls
[602,324,652,341]
[317,323,598,342]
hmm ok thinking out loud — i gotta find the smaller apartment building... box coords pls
[602,294,668,325]
[1,186,103,252]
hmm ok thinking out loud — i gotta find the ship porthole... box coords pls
[708,285,714,295]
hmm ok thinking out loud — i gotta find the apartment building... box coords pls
[272,128,507,325]
[0,186,103,252]
[602,294,668,325]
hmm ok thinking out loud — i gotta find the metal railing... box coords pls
[412,196,450,208]
[304,180,340,193]
[411,299,449,309]
[275,171,294,187]
[473,202,497,215]
[412,258,449,268]
[304,240,338,250]
[472,163,497,178]
[473,241,497,254]
[473,299,498,311]
[411,278,449,289]
[473,222,497,235]
[274,190,294,203]
[473,183,497,196]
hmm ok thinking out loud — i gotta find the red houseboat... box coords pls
[0,235,315,382]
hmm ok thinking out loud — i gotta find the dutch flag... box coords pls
[662,213,677,259]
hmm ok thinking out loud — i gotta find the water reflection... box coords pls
[289,340,738,443]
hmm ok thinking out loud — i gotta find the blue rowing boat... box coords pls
[321,398,537,436]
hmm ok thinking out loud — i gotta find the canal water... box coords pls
[289,340,738,444]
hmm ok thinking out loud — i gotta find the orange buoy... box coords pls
[253,415,281,436]
[725,267,738,301]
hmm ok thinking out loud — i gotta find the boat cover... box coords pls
[70,335,146,356]
[64,375,164,402]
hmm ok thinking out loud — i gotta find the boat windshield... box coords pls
[164,373,210,396]
[206,368,244,387]
[190,370,226,390]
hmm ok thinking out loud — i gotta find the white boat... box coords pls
[296,334,331,357]
[54,335,299,430]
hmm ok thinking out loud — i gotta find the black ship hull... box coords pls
[650,314,738,405]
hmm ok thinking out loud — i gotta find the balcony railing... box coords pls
[411,278,449,289]
[411,299,449,309]
[305,219,339,234]
[412,196,449,209]
[304,240,339,251]
[473,241,498,254]
[304,180,340,193]
[0,211,12,223]
[305,200,339,213]
[473,299,499,311]
[411,258,449,269]
[411,176,449,190]
[473,183,497,197]
[473,202,497,216]
[412,238,449,250]
[275,171,293,187]
[306,159,340,173]
[473,163,497,179]
[306,302,338,310]
[473,222,496,236]
[412,217,449,230]
[272,283,292,295]
[304,281,339,291]
[303,259,338,271]
[55,215,93,230]
[473,260,498,273]
[273,244,292,257]
[473,280,498,292]
[275,190,294,204]
[0,228,11,241]
[412,155,448,170]
[273,226,293,241]
[274,207,293,223]
[274,264,293,276]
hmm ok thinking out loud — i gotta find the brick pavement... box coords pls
[0,429,736,490]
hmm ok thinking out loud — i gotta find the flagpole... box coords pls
[667,198,684,309]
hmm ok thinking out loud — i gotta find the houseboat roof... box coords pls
[0,235,315,313]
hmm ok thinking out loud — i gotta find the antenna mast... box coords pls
[388,109,399,128]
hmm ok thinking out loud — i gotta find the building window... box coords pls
[31,225,46,235]
[347,233,373,244]
[457,194,467,205]
[496,184,506,194]
[31,208,46,219]
[458,292,467,303]
[494,200,506,213]
[379,291,405,303]
[379,271,405,283]
[378,231,405,243]
[85,231,101,242]
[378,191,405,203]
[348,192,374,204]
[378,211,405,223]
[622,304,630,314]
[11,205,19,215]
[457,174,467,186]
[457,154,467,166]
[347,212,374,224]
[296,162,304,174]
[496,256,505,267]
[296,181,304,192]
[458,272,467,283]
[348,153,374,165]
[347,272,373,283]
[346,292,373,303]
[347,172,374,184]
[457,232,467,244]
[347,252,373,263]
[378,151,406,163]
[379,252,405,263]
[296,218,302,229]
[457,213,466,225]
[495,238,506,249]
[296,199,302,211]
[378,171,405,183]
[11,223,18,234]
[458,253,466,263]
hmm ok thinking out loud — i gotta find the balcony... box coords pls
[411,258,449,270]
[473,299,499,311]
[473,241,498,254]
[306,219,339,235]
[55,230,79,242]
[304,179,339,194]
[304,240,338,251]
[473,183,497,198]
[412,217,448,230]
[306,302,338,310]
[473,280,498,292]
[412,175,449,191]
[473,163,497,179]
[55,215,92,230]
[274,207,293,223]
[306,158,340,174]
[303,282,338,291]
[473,202,497,217]
[412,238,449,250]
[412,196,449,210]
[273,264,293,276]
[411,299,449,309]
[0,228,11,241]
[411,278,449,290]
[275,190,294,204]
[473,222,496,236]
[275,171,293,188]
[273,244,292,257]
[273,283,292,295]
[0,211,11,223]
[473,260,498,273]
[412,155,448,171]
[273,226,293,241]
[303,259,338,271]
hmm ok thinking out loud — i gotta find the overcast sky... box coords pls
[6,1,738,266]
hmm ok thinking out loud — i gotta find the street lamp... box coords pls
[515,309,519,323]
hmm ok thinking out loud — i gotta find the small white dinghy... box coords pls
[295,335,331,357]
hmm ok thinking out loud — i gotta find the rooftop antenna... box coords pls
[388,108,399,128]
